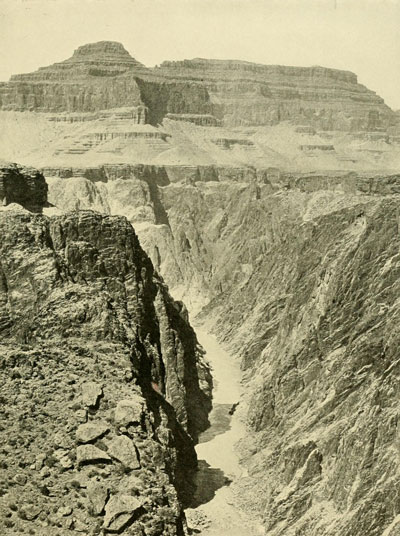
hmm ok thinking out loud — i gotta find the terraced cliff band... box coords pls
[0,41,395,131]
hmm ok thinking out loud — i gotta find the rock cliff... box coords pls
[46,166,400,535]
[0,42,148,114]
[0,41,395,131]
[156,59,394,130]
[0,165,212,535]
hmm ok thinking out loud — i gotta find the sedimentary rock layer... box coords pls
[156,59,394,130]
[0,41,394,130]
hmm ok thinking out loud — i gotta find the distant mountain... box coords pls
[0,41,395,131]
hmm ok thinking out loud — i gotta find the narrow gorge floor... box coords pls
[185,327,265,536]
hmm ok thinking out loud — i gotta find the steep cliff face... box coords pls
[0,42,148,114]
[157,59,394,130]
[0,41,395,131]
[0,167,212,535]
[234,198,400,536]
[46,167,400,535]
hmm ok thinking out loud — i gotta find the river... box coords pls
[185,327,265,536]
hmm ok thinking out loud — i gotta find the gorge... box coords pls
[1,41,400,536]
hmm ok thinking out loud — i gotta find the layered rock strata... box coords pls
[156,59,394,130]
[0,41,395,131]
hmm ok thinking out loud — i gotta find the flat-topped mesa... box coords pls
[0,41,395,130]
[156,58,393,130]
[71,41,135,60]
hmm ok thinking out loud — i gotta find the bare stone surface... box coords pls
[107,435,140,470]
[103,494,143,532]
[114,398,144,427]
[0,170,208,535]
[76,445,112,466]
[87,481,109,515]
[81,382,103,407]
[76,421,109,443]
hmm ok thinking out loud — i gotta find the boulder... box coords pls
[87,481,109,515]
[81,382,103,407]
[107,435,140,470]
[103,494,143,532]
[76,445,111,466]
[114,397,144,427]
[76,421,109,443]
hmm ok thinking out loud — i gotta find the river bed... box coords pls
[185,328,265,536]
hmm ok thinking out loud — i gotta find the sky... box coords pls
[0,0,399,109]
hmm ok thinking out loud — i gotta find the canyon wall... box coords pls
[156,59,394,130]
[0,165,212,535]
[2,38,400,536]
[46,166,400,535]
[0,41,395,131]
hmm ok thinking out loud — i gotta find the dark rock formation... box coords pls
[0,41,395,131]
[0,208,211,439]
[0,163,48,212]
[0,165,212,535]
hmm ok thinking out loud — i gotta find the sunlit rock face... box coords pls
[0,41,395,131]
[0,42,147,114]
[156,59,394,130]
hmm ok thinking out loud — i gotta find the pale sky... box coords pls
[0,0,399,109]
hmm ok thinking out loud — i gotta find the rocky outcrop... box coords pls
[41,163,269,185]
[211,196,400,536]
[0,163,48,212]
[0,208,211,439]
[46,167,400,535]
[159,178,400,536]
[0,166,212,535]
[0,41,395,131]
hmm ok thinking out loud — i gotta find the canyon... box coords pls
[1,41,400,536]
